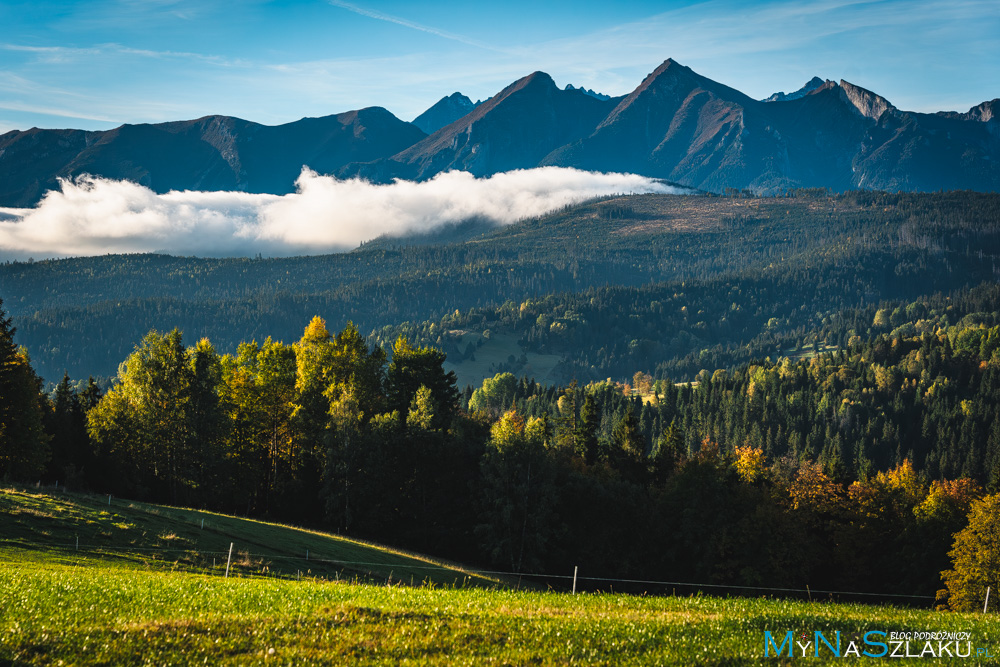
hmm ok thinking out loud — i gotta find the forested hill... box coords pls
[2,190,999,384]
[3,191,1000,605]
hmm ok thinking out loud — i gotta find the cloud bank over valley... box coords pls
[0,167,685,260]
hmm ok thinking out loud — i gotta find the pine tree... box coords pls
[387,336,457,430]
[45,372,92,484]
[575,392,601,464]
[0,298,49,480]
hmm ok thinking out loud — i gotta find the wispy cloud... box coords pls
[0,168,686,259]
[2,42,245,67]
[520,0,1000,106]
[326,0,505,52]
[0,71,201,127]
[0,101,118,124]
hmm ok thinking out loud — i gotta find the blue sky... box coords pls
[1,0,998,133]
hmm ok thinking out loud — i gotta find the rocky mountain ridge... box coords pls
[1,59,997,206]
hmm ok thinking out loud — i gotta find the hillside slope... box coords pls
[0,486,495,586]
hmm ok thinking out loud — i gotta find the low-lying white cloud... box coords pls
[0,167,685,259]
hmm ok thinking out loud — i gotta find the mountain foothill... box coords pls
[1,58,997,208]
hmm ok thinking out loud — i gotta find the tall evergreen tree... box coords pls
[575,392,601,465]
[387,336,458,430]
[0,298,49,480]
[44,372,92,485]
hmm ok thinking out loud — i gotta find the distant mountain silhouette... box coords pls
[343,71,621,182]
[764,76,826,102]
[2,59,997,206]
[0,108,425,206]
[541,60,998,193]
[412,93,479,134]
[565,84,612,101]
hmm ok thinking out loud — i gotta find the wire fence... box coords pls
[5,538,938,605]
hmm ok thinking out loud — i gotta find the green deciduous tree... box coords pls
[87,329,225,504]
[468,372,517,418]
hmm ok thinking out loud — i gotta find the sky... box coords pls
[1,0,998,135]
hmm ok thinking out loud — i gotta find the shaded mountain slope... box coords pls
[0,108,426,205]
[347,71,620,182]
[2,60,998,204]
[412,92,479,134]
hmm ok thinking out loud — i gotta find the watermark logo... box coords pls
[763,630,992,659]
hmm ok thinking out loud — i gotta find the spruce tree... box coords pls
[0,298,49,480]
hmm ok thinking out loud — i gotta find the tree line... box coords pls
[2,299,998,609]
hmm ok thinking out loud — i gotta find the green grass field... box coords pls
[2,487,999,665]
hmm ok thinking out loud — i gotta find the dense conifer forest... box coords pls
[3,190,999,381]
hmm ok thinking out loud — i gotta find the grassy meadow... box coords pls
[2,487,999,665]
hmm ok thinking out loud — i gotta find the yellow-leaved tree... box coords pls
[940,494,1000,612]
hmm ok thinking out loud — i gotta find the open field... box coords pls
[0,487,496,586]
[3,560,999,665]
[2,487,999,665]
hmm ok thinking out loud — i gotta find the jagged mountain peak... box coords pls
[412,94,478,135]
[2,60,998,206]
[380,68,617,180]
[565,84,611,101]
[444,71,562,127]
[764,76,827,102]
[642,58,754,103]
[643,58,691,85]
[597,58,753,132]
[838,80,895,120]
[336,106,398,123]
[968,99,998,123]
[509,70,558,92]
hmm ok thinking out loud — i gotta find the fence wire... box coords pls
[5,538,936,602]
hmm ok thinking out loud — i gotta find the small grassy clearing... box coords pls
[443,332,563,388]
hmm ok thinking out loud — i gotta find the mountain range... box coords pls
[1,58,997,207]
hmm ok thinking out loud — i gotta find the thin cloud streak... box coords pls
[326,0,505,53]
[0,101,119,124]
[0,168,687,260]
[2,42,246,67]
[522,0,1000,108]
